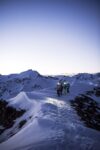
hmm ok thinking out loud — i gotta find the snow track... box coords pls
[0,89,100,150]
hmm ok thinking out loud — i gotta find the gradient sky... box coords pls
[0,0,100,75]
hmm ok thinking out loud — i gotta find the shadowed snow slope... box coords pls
[0,71,100,150]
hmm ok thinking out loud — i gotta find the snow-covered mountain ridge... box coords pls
[0,70,58,99]
[0,70,99,99]
[0,70,100,150]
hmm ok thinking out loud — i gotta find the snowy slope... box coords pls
[0,70,100,150]
[0,70,58,99]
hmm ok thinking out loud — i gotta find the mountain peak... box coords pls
[19,69,40,78]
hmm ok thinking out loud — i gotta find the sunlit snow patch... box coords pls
[45,98,71,110]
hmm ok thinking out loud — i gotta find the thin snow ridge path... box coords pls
[45,97,82,129]
[0,89,100,150]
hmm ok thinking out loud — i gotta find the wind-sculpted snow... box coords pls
[0,90,100,150]
[0,70,100,150]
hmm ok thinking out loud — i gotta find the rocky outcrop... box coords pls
[0,99,25,134]
[71,95,100,131]
[86,86,100,97]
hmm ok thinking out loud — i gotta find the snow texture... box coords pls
[0,70,100,150]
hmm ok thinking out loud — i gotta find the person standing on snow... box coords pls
[56,81,63,96]
[63,81,67,95]
[66,82,70,93]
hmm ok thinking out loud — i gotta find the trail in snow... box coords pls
[0,88,100,150]
[41,97,100,150]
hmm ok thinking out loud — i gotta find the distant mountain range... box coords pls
[0,70,100,99]
[0,70,100,150]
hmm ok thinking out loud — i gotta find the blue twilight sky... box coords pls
[0,0,100,75]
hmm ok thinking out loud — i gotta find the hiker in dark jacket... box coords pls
[66,82,70,93]
[56,82,63,96]
[63,81,67,95]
